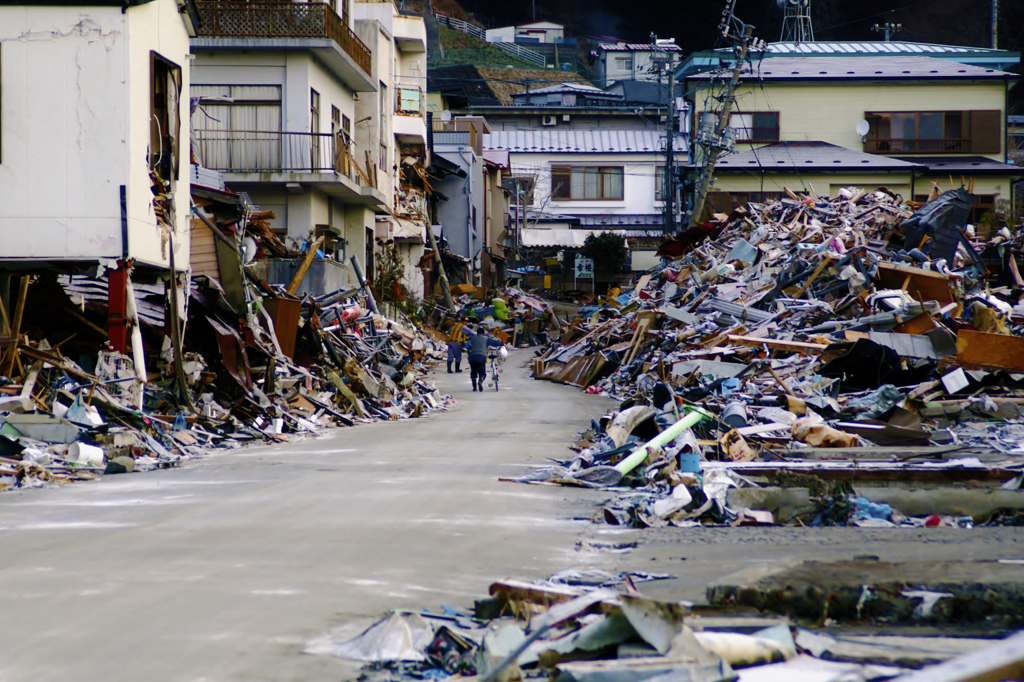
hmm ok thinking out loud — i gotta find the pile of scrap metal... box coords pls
[0,237,449,495]
[307,571,1024,682]
[524,185,1024,528]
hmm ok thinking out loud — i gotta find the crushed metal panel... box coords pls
[205,315,254,393]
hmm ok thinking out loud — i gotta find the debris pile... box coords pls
[432,287,563,348]
[308,572,1024,682]
[0,219,450,493]
[526,185,1024,529]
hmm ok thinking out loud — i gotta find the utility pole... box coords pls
[871,21,903,42]
[652,33,676,234]
[992,0,999,48]
[691,2,763,227]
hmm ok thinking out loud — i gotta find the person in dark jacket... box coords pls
[467,325,503,392]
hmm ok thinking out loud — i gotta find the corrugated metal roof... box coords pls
[692,55,1011,80]
[766,41,1013,56]
[599,43,681,52]
[713,142,924,172]
[485,130,687,153]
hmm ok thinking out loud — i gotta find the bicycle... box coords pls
[487,349,502,392]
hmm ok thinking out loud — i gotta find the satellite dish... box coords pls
[777,0,807,6]
[440,109,452,123]
[856,119,871,137]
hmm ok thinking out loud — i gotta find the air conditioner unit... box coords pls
[541,115,558,126]
[562,114,571,122]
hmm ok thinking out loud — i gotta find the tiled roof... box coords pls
[892,156,1024,175]
[485,130,687,153]
[712,142,924,171]
[691,55,1012,80]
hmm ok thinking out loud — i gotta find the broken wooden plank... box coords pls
[725,335,829,354]
[285,236,325,296]
[955,329,1024,372]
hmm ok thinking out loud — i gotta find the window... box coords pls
[865,111,1002,154]
[151,52,182,181]
[397,87,422,115]
[613,56,633,72]
[190,85,282,171]
[310,88,321,170]
[728,112,780,143]
[552,166,624,201]
[331,105,341,136]
[655,166,673,202]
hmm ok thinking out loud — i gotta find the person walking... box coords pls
[467,324,503,392]
[446,320,467,374]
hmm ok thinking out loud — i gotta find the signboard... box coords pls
[574,257,594,279]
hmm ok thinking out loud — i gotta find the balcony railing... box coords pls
[193,130,353,178]
[864,138,972,154]
[195,2,371,75]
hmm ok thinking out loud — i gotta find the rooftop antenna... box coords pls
[778,0,813,44]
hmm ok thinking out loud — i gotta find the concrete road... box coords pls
[3,353,1024,681]
[0,354,618,682]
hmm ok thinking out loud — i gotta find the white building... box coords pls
[594,41,681,87]
[486,20,564,45]
[190,0,388,293]
[0,0,198,270]
[484,129,687,271]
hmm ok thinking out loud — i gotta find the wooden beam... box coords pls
[791,256,831,300]
[285,237,324,296]
[4,277,29,376]
[726,335,829,354]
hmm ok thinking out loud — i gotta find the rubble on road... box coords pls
[521,184,1024,530]
[427,286,564,349]
[308,573,1024,682]
[0,205,450,493]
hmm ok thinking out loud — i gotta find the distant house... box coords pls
[593,41,681,87]
[510,82,623,108]
[683,55,1023,223]
[486,21,565,45]
[485,129,687,277]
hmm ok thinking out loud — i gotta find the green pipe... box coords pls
[613,407,711,475]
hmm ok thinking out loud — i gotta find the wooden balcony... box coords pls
[195,2,370,76]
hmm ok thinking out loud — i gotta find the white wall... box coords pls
[0,0,191,268]
[508,152,661,215]
[127,0,193,268]
[0,6,126,261]
[486,26,515,43]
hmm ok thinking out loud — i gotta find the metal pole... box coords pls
[690,25,752,227]
[663,68,675,234]
[349,254,381,316]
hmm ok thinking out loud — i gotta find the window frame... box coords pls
[551,165,625,201]
[150,51,183,181]
[727,111,780,144]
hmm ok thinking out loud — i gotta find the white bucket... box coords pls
[67,442,105,467]
[272,418,284,434]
